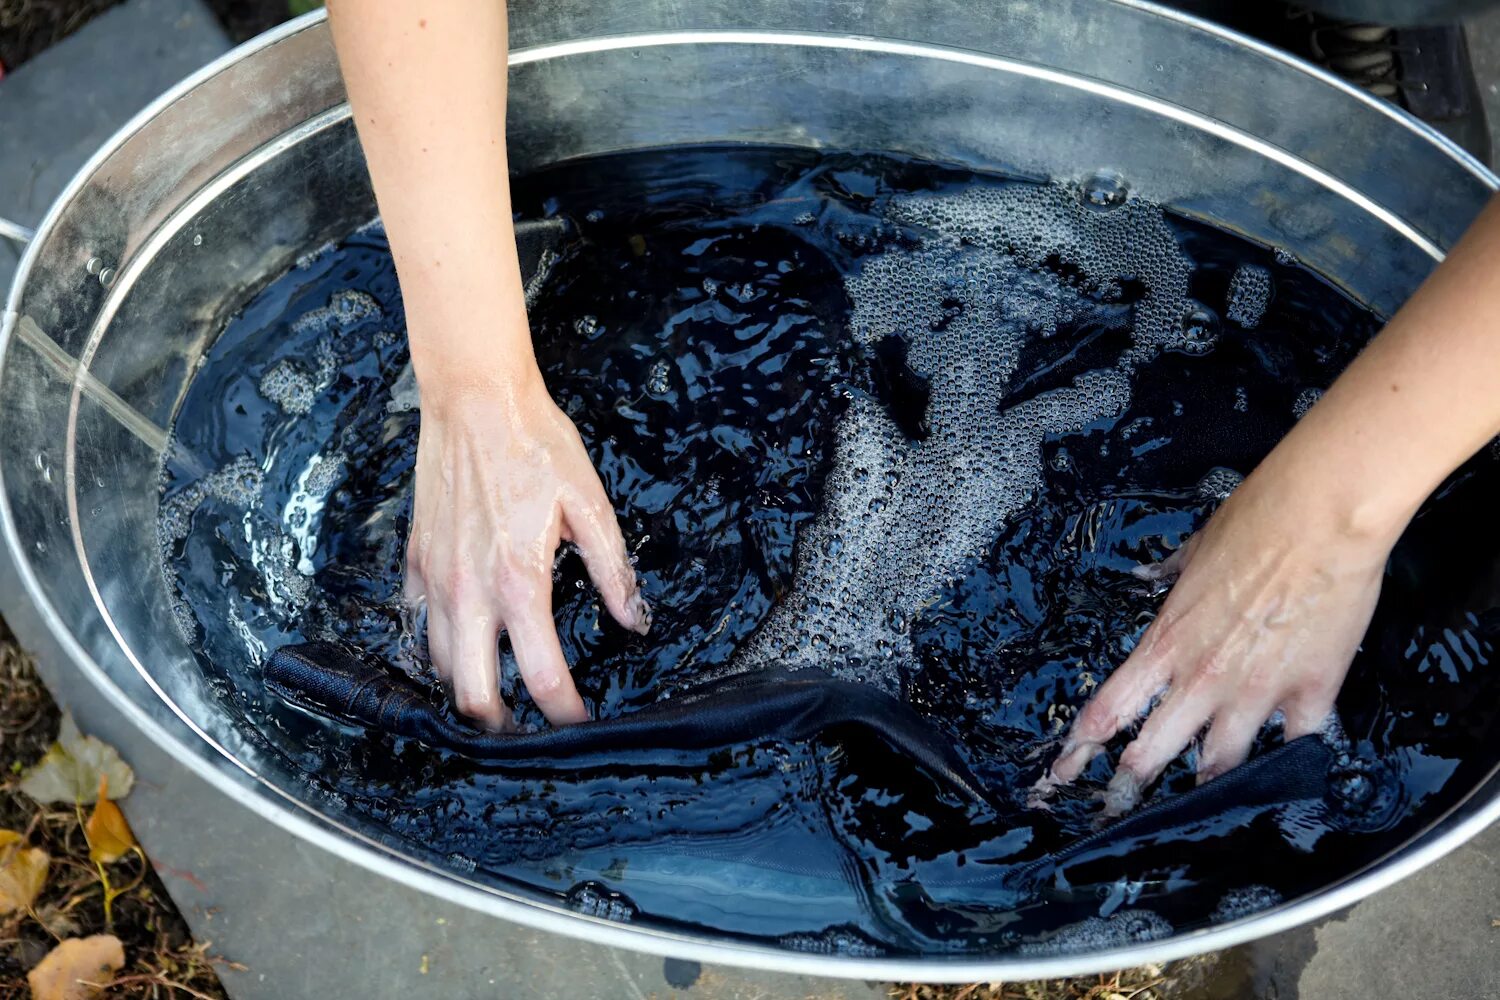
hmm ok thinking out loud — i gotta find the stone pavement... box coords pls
[3,1,1500,996]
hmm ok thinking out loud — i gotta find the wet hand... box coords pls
[405,370,649,730]
[1036,461,1401,815]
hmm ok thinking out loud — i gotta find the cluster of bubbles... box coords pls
[291,288,381,338]
[645,357,674,397]
[158,455,263,546]
[1018,910,1173,956]
[172,283,388,627]
[158,455,265,640]
[738,180,1192,689]
[565,882,638,922]
[780,926,885,957]
[284,450,347,559]
[250,527,313,609]
[258,359,317,416]
[255,289,383,415]
[303,452,346,496]
[1292,387,1323,420]
[1196,466,1244,502]
[1211,885,1282,922]
[1226,263,1273,329]
[887,181,1192,356]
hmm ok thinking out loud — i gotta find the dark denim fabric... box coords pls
[266,641,1340,882]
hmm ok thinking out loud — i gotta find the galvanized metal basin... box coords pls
[2,0,1496,981]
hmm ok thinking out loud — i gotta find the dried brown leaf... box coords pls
[27,934,125,1000]
[34,900,82,939]
[0,828,49,915]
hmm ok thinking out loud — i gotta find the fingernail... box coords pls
[1099,770,1142,818]
[627,592,653,635]
[1053,740,1103,783]
[1025,787,1057,812]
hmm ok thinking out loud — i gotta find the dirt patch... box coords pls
[0,622,232,998]
[0,0,125,72]
[0,0,307,72]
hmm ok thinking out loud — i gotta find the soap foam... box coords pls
[259,359,316,415]
[1226,263,1272,329]
[1292,387,1322,420]
[1019,910,1173,955]
[1196,466,1244,501]
[159,455,264,546]
[291,288,381,339]
[1212,885,1282,922]
[737,183,1191,690]
[160,455,266,641]
[780,926,885,957]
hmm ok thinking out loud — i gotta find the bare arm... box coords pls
[328,1,525,388]
[327,2,649,730]
[1278,195,1500,526]
[1043,195,1500,811]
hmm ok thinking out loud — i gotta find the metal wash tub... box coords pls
[1,0,1496,983]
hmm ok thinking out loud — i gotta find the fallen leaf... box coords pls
[84,777,134,865]
[0,829,49,915]
[19,716,134,805]
[28,935,125,1000]
[34,901,82,939]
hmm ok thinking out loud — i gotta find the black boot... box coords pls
[1268,8,1491,163]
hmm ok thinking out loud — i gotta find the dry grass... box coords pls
[0,624,234,997]
[890,950,1240,1000]
[890,967,1171,1000]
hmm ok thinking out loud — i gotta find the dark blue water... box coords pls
[159,147,1500,955]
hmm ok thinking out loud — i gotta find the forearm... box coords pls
[326,0,533,405]
[1259,194,1500,540]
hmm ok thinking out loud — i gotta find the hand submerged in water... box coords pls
[405,370,650,730]
[1036,455,1401,815]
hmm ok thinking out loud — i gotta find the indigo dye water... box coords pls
[159,147,1500,955]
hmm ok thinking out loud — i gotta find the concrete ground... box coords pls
[4,2,1500,998]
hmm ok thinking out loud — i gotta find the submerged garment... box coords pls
[267,642,1342,882]
[266,642,994,806]
[1015,734,1336,890]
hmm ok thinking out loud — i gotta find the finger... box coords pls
[1196,702,1271,785]
[425,601,453,682]
[1105,682,1216,815]
[404,563,427,605]
[563,492,649,634]
[404,529,431,604]
[1131,545,1187,583]
[1130,532,1202,584]
[447,604,509,731]
[506,597,588,725]
[1281,690,1338,741]
[1049,646,1171,785]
